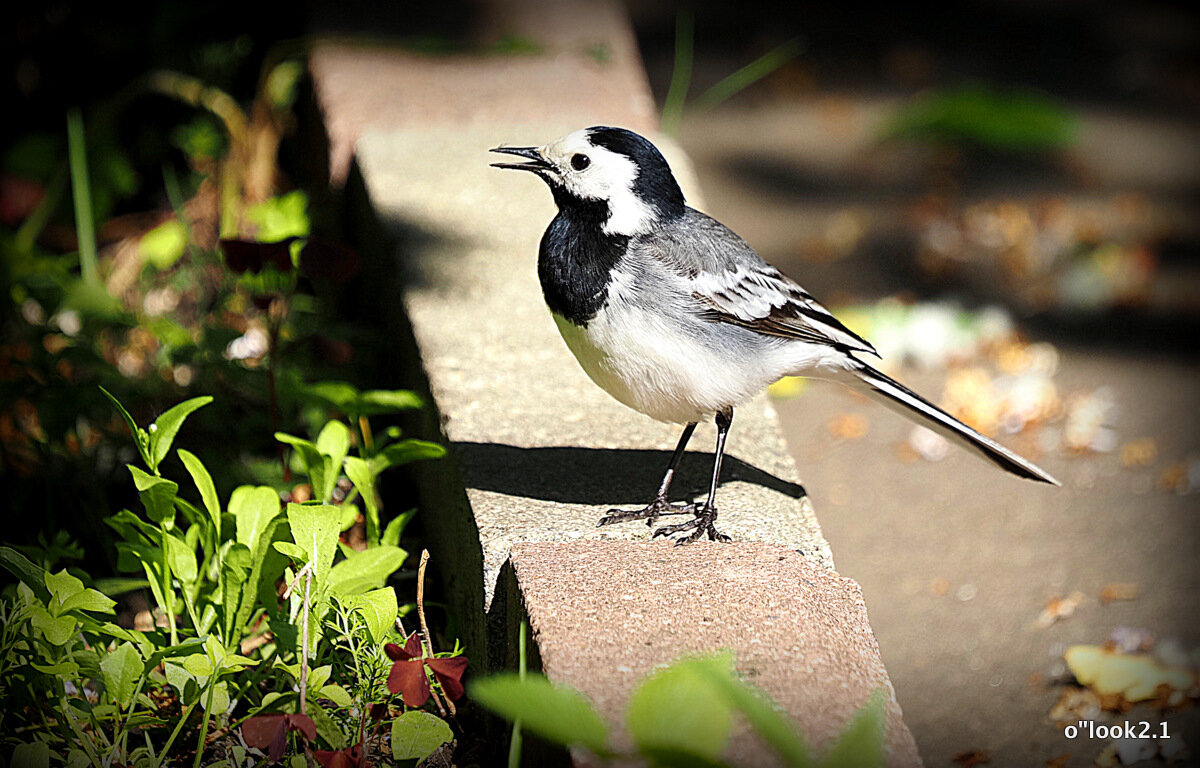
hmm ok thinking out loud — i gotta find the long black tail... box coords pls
[845,361,1060,485]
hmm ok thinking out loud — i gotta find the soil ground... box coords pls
[678,105,1200,766]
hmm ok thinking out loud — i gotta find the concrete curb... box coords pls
[309,2,921,765]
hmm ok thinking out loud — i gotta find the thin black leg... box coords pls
[597,422,697,527]
[653,407,734,544]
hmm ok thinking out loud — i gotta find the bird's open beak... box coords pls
[489,145,553,172]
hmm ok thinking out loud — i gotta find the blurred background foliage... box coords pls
[0,2,384,570]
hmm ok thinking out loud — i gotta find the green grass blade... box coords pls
[660,11,694,136]
[66,107,98,286]
[693,38,804,112]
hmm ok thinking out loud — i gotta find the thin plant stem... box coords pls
[191,675,217,768]
[507,621,527,768]
[416,550,449,716]
[66,108,98,285]
[660,12,694,136]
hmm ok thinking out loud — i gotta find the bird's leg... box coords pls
[654,408,734,545]
[597,422,697,528]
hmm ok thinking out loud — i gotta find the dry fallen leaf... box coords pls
[1119,438,1157,467]
[1044,755,1070,768]
[1099,583,1139,604]
[1035,591,1085,628]
[1064,645,1195,703]
[1049,687,1102,726]
[952,750,992,767]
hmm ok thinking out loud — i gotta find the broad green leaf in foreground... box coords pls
[469,674,610,755]
[626,654,734,762]
[822,688,887,768]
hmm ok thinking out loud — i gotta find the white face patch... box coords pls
[539,128,659,236]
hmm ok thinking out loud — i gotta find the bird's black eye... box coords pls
[570,153,591,171]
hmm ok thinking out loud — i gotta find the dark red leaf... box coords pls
[242,713,316,762]
[426,656,468,701]
[384,633,421,661]
[387,659,430,706]
[220,238,295,274]
[313,744,363,768]
[369,702,388,721]
[299,237,360,283]
[242,714,287,762]
[285,713,317,743]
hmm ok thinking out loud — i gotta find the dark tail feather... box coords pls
[845,361,1060,485]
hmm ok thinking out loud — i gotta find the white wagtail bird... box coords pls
[491,126,1059,544]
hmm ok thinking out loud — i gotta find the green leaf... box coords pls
[127,465,178,525]
[45,567,85,605]
[31,660,81,677]
[201,681,230,713]
[148,396,211,470]
[626,654,734,762]
[328,545,406,597]
[308,705,345,750]
[60,587,117,615]
[100,642,144,708]
[358,389,423,415]
[164,534,198,585]
[302,381,360,413]
[468,674,609,755]
[0,546,51,602]
[275,433,328,500]
[29,605,77,646]
[344,588,397,644]
[372,439,445,473]
[229,485,281,551]
[314,421,351,503]
[390,710,453,761]
[183,652,214,678]
[822,689,887,768]
[11,741,50,768]
[382,509,417,549]
[179,449,221,533]
[220,544,251,643]
[337,501,360,533]
[141,217,188,270]
[696,664,813,768]
[318,684,353,707]
[240,515,290,629]
[287,503,340,590]
[343,456,378,537]
[93,577,150,598]
[272,541,309,563]
[100,386,151,468]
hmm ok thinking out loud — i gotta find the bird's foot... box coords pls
[597,495,692,528]
[652,503,731,546]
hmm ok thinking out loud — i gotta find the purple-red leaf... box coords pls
[220,238,295,274]
[242,713,315,762]
[426,656,468,701]
[387,659,431,707]
[384,633,422,662]
[299,237,360,283]
[313,744,363,768]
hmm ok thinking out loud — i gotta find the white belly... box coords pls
[552,305,778,424]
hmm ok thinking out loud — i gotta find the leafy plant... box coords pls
[470,652,888,768]
[0,388,453,765]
